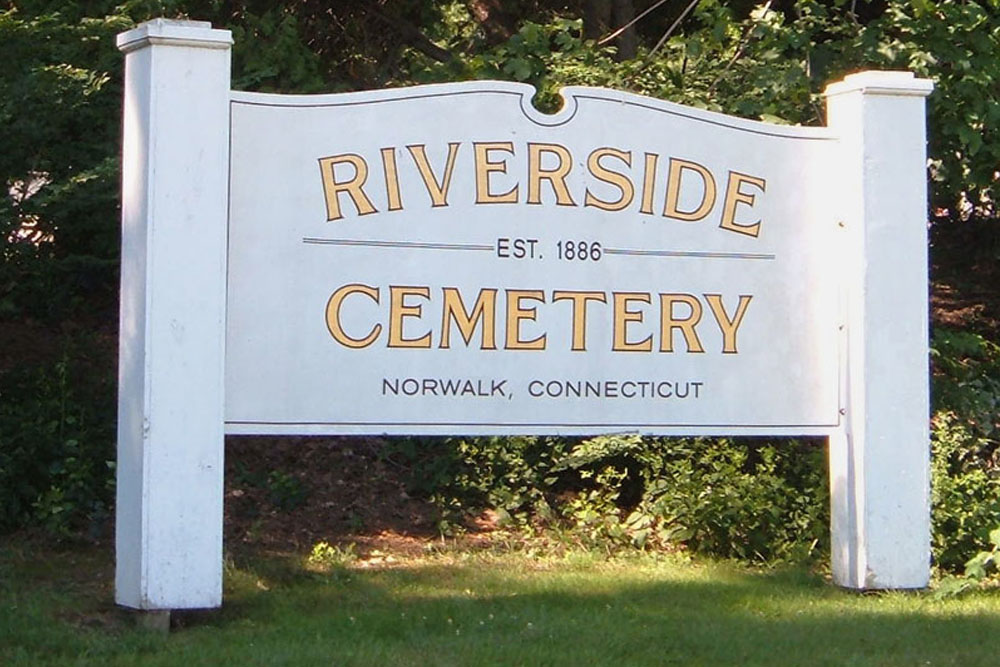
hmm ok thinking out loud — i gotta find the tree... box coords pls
[2,0,998,542]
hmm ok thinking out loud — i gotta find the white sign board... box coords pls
[226,84,840,435]
[115,19,933,610]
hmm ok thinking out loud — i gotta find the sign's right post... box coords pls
[824,71,934,589]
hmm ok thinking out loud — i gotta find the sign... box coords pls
[226,84,840,435]
[114,19,934,610]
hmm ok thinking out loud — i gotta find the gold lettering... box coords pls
[705,294,753,353]
[388,286,432,348]
[612,292,652,352]
[584,148,634,212]
[318,154,378,221]
[505,290,546,350]
[380,147,403,212]
[552,291,607,351]
[474,142,518,204]
[527,143,576,206]
[720,171,765,237]
[659,294,705,353]
[325,284,381,348]
[639,152,658,215]
[663,158,716,222]
[407,143,461,207]
[440,287,498,350]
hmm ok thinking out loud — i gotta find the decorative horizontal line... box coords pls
[303,237,493,252]
[226,420,840,429]
[229,87,833,138]
[604,248,776,260]
[232,89,520,110]
[232,89,576,128]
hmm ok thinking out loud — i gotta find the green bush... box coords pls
[0,10,128,322]
[930,329,1000,572]
[0,336,116,536]
[931,413,1000,570]
[386,434,829,562]
[630,438,828,561]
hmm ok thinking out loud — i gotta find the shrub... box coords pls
[388,434,829,562]
[930,329,1000,572]
[0,335,116,536]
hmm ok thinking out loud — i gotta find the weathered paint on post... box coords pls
[825,71,934,589]
[115,19,232,609]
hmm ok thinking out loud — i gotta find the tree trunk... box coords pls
[584,0,612,41]
[468,0,516,45]
[612,0,637,60]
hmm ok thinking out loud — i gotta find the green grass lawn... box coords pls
[2,539,999,666]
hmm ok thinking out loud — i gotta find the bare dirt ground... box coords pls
[223,435,445,557]
[930,223,1000,336]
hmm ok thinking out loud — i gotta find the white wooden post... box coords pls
[115,19,232,610]
[825,71,934,589]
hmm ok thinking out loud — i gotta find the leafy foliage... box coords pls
[386,434,828,562]
[306,540,358,570]
[866,0,1000,218]
[402,0,1000,221]
[965,526,1000,579]
[3,1,1000,324]
[0,9,129,320]
[265,470,310,512]
[931,413,1000,570]
[2,0,1000,574]
[0,335,116,536]
[931,328,1000,438]
[929,329,1000,572]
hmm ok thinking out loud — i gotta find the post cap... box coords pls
[117,18,233,54]
[824,71,934,98]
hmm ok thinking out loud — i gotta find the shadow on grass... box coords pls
[3,543,999,666]
[176,555,999,667]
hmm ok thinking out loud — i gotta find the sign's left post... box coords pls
[116,19,232,610]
